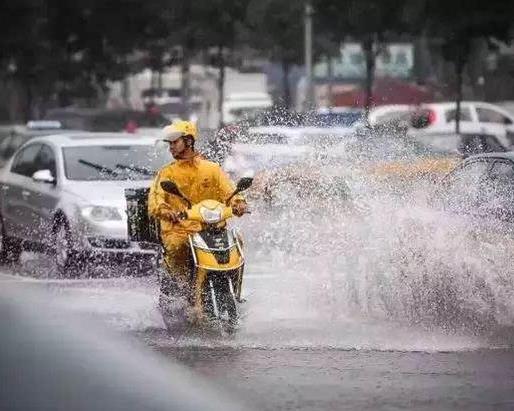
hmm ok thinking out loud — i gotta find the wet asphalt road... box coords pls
[3,251,514,411]
[157,347,514,411]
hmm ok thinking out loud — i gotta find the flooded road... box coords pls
[158,347,514,411]
[3,198,514,410]
[2,252,514,410]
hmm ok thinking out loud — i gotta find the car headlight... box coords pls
[81,206,122,222]
[199,205,223,224]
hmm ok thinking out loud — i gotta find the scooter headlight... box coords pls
[199,205,223,224]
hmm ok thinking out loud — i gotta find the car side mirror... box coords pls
[160,180,192,208]
[236,177,253,193]
[32,169,55,184]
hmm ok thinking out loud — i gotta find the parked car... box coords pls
[251,124,478,203]
[434,152,514,221]
[342,129,509,184]
[0,133,171,276]
[409,101,514,148]
[310,107,364,128]
[412,132,508,158]
[43,108,169,133]
[368,104,417,126]
[222,126,313,179]
[231,108,306,128]
[0,122,81,168]
[253,162,353,209]
[222,92,273,124]
[430,151,514,275]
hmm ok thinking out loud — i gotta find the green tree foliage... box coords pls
[0,0,165,118]
[0,0,512,122]
[314,0,412,115]
[245,0,305,108]
[191,0,250,126]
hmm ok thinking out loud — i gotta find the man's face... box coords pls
[169,137,187,159]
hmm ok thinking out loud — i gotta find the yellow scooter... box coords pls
[159,177,252,333]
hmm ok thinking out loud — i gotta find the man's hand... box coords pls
[232,201,248,217]
[160,207,182,223]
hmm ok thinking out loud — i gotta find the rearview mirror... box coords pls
[226,177,253,205]
[32,169,55,184]
[160,180,192,208]
[160,180,181,196]
[236,177,253,193]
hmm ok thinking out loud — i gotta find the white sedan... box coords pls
[410,101,514,148]
[0,132,171,276]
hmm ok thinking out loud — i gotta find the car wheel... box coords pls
[54,221,81,278]
[0,216,22,265]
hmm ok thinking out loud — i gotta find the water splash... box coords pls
[239,165,514,337]
[4,120,514,351]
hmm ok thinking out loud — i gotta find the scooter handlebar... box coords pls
[170,205,250,224]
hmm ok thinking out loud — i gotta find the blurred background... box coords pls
[1,0,512,130]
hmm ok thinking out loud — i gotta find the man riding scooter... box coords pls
[148,120,248,322]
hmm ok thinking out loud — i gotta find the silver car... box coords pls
[0,132,171,276]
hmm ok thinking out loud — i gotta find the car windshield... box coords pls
[62,144,170,181]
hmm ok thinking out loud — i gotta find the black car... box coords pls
[0,124,79,167]
[43,108,169,132]
[412,132,508,159]
[435,152,514,222]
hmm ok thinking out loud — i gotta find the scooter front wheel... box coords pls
[204,276,239,335]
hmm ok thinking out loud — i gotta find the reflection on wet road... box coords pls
[3,255,514,410]
[159,347,514,411]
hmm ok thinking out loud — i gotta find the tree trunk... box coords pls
[327,54,334,108]
[449,34,471,134]
[181,46,190,120]
[5,79,17,123]
[455,56,464,134]
[282,60,291,109]
[24,79,33,122]
[121,76,130,108]
[217,45,225,128]
[157,69,163,93]
[363,36,375,121]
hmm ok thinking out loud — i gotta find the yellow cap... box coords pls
[162,120,198,142]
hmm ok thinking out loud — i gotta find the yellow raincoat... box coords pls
[148,154,243,281]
